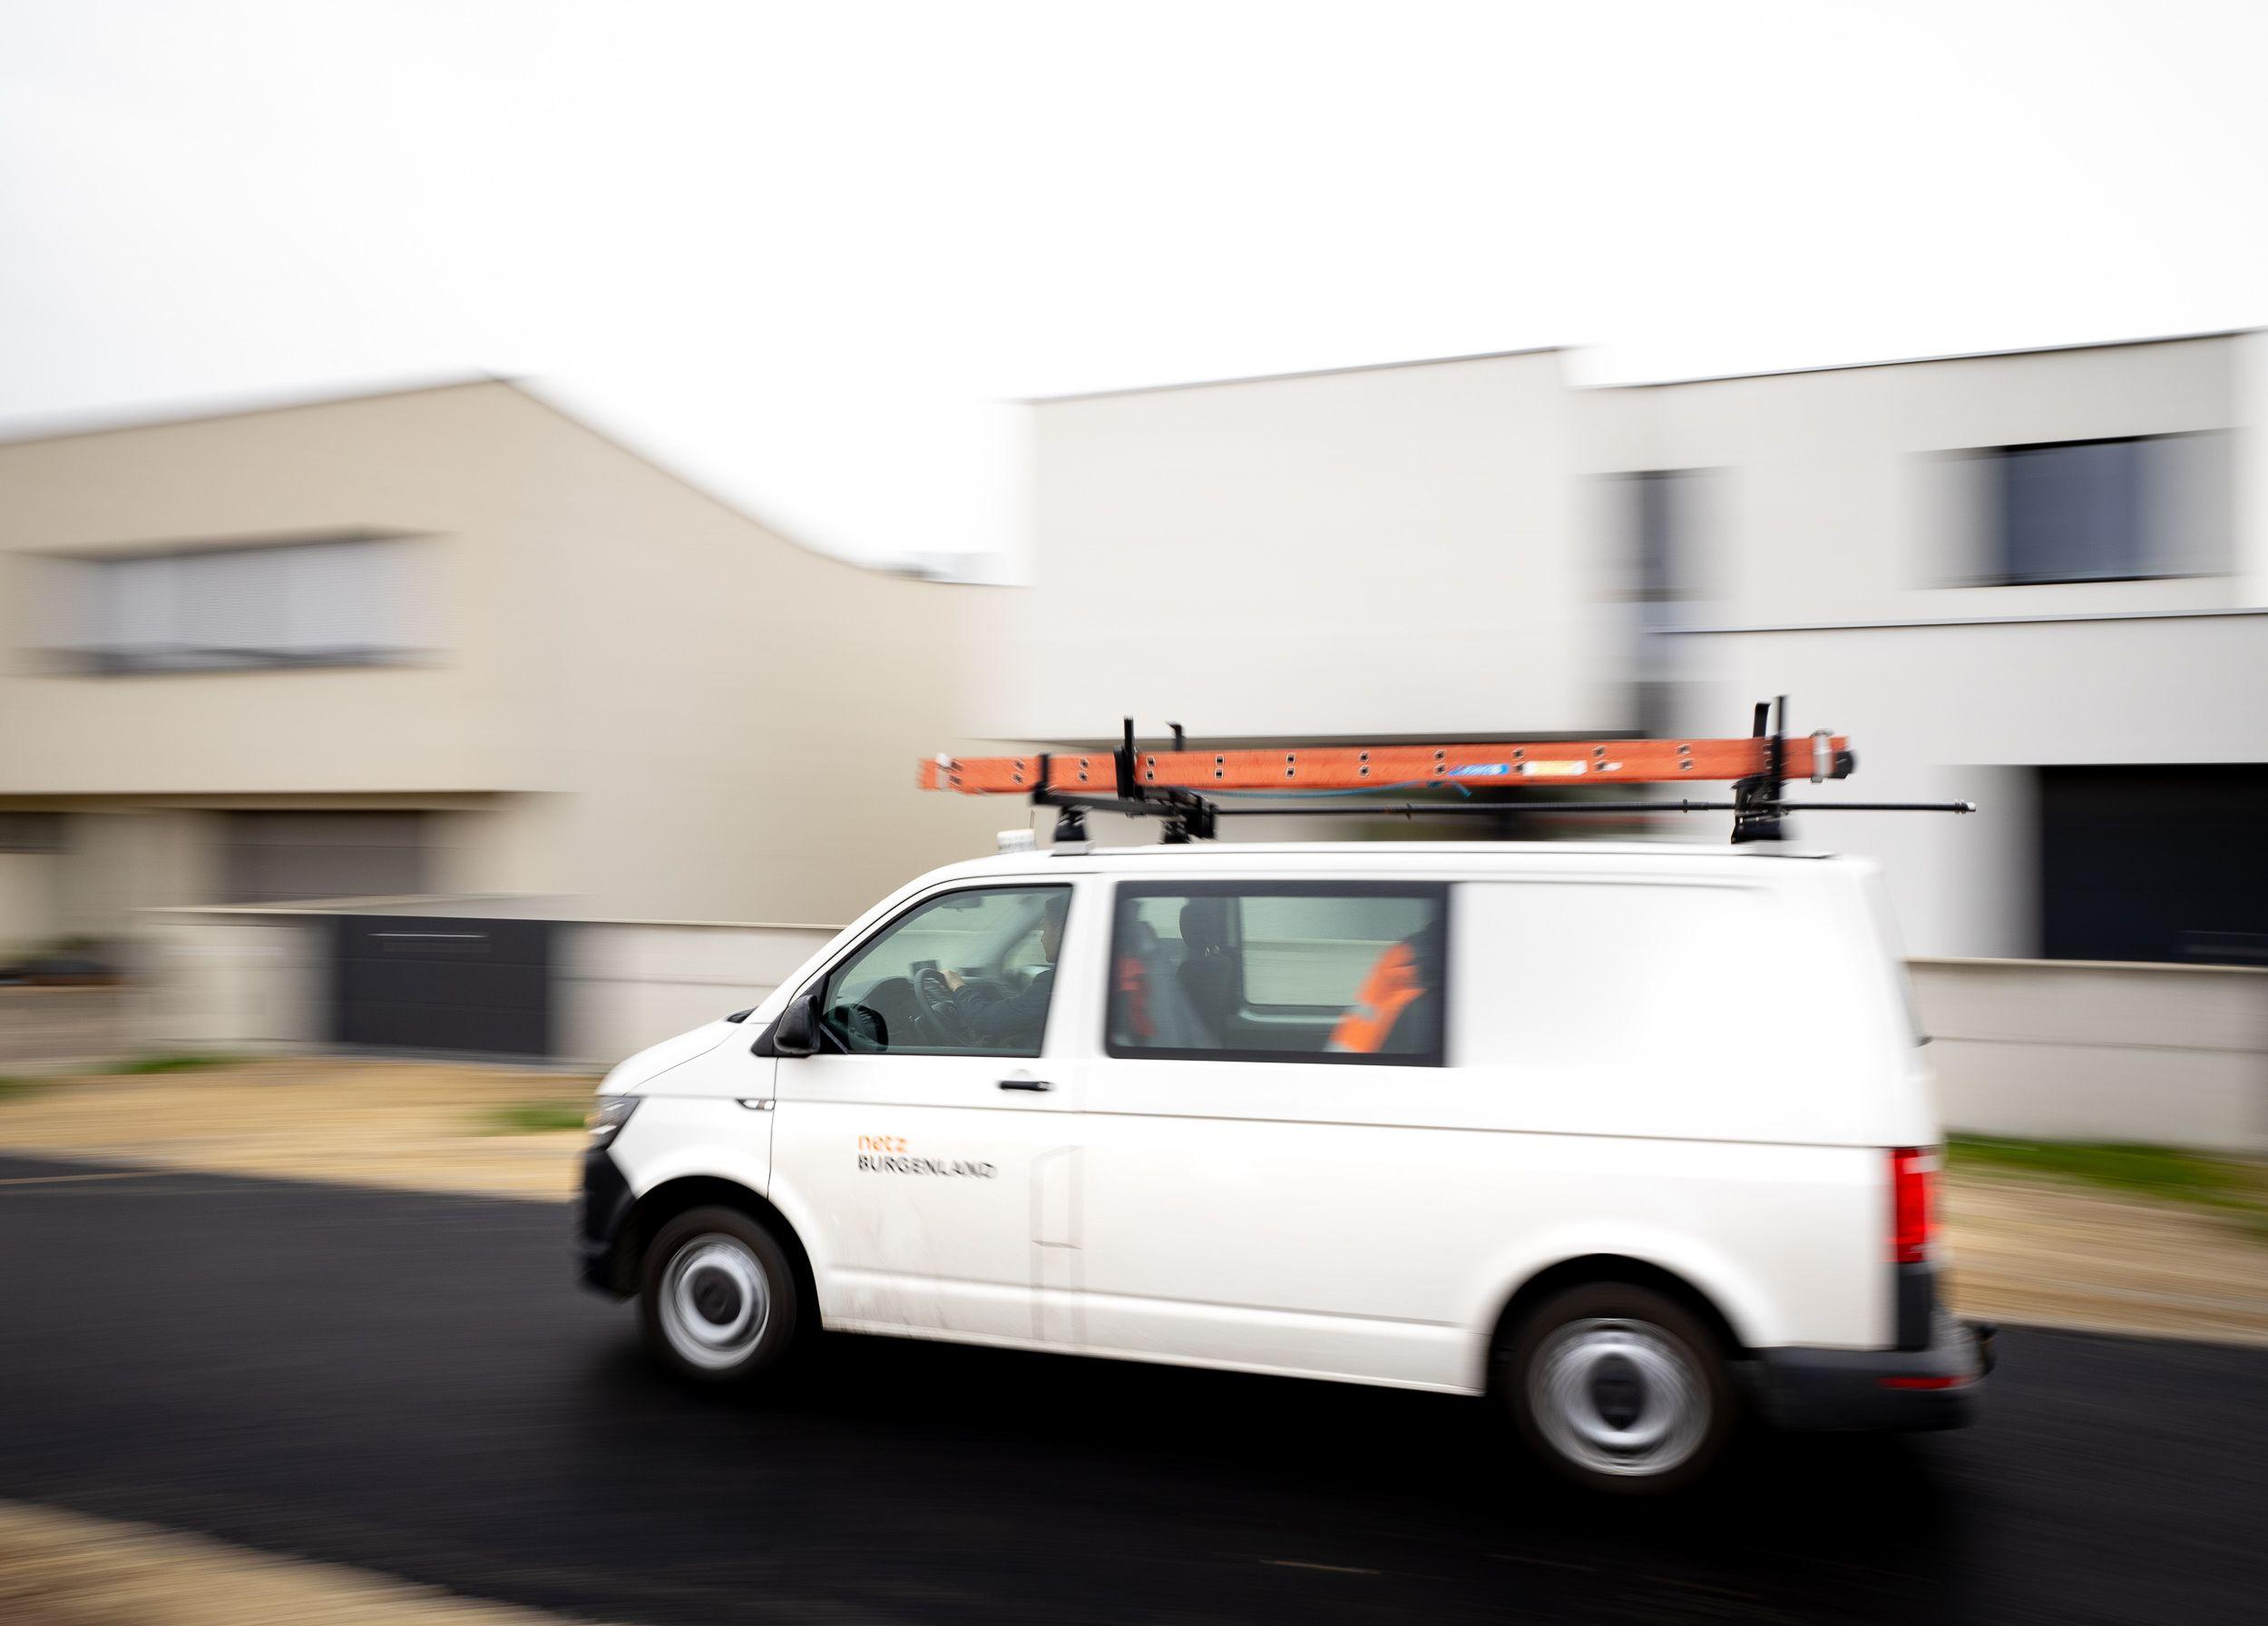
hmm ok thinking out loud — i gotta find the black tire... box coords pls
[638,1206,801,1384]
[1500,1282,1735,1494]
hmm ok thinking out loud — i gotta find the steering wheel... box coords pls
[911,965,976,1045]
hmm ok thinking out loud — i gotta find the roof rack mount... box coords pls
[919,700,1974,845]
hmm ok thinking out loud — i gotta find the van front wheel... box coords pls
[639,1207,800,1383]
[1503,1283,1734,1494]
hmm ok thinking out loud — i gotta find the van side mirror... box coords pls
[772,993,820,1057]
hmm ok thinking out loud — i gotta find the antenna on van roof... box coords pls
[919,698,1974,845]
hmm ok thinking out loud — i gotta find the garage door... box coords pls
[2040,766,2268,965]
[330,915,553,1058]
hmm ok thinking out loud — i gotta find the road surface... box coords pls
[2,1154,2262,1624]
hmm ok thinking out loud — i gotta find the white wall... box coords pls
[138,908,329,1053]
[0,851,62,954]
[556,920,838,1066]
[0,989,133,1067]
[1614,336,2241,631]
[986,352,1621,741]
[2235,330,2268,606]
[1913,957,2268,1154]
[1693,612,2268,956]
[1613,335,2259,957]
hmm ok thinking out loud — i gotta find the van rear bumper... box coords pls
[1752,1313,1994,1433]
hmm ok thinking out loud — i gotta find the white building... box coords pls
[992,331,2268,965]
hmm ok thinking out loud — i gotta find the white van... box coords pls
[577,841,1989,1492]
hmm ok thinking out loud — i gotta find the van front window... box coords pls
[819,884,1071,1057]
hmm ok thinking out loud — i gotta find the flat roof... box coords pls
[1597,327,2254,390]
[1021,346,1565,405]
[1024,328,2254,405]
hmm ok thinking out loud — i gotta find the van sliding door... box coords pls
[1073,879,1463,1387]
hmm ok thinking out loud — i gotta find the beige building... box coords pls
[0,379,1002,959]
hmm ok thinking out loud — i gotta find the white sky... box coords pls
[4,0,2263,573]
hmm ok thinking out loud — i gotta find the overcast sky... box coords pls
[4,1,2263,572]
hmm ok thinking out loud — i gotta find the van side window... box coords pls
[1107,883,1446,1064]
[817,885,1070,1058]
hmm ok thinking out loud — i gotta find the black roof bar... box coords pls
[1209,800,1978,819]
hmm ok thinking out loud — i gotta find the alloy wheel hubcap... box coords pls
[1530,1317,1708,1477]
[660,1236,770,1369]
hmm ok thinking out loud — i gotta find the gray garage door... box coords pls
[2040,766,2268,965]
[330,915,553,1058]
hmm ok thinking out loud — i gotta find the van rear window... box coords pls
[1106,882,1447,1065]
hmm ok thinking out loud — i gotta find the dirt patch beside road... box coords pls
[0,1058,588,1202]
[0,1500,602,1626]
[1941,1168,2268,1345]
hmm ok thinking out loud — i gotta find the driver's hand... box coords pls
[941,966,966,991]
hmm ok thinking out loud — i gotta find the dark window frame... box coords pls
[1105,878,1451,1067]
[0,812,65,855]
[1626,467,1696,607]
[219,809,430,906]
[2037,765,2268,966]
[44,534,425,678]
[810,880,1074,1060]
[1982,433,2161,588]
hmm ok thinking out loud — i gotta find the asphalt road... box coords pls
[2,1154,2263,1626]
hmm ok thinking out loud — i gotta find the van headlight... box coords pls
[587,1095,641,1150]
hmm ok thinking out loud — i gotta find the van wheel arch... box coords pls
[1487,1255,1746,1386]
[611,1176,818,1324]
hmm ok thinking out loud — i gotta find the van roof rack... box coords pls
[920,697,1974,845]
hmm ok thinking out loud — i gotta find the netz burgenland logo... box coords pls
[855,1134,996,1179]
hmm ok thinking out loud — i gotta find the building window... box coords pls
[1614,468,1706,736]
[0,813,64,854]
[220,811,431,905]
[49,535,424,674]
[1629,469,1694,612]
[1988,436,2161,584]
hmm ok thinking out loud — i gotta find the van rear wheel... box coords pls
[639,1207,799,1383]
[1502,1283,1734,1494]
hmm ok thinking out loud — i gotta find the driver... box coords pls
[941,896,1066,1050]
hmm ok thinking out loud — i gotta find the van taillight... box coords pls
[1891,1147,1938,1265]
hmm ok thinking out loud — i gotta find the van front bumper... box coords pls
[575,1147,635,1298]
[1752,1313,1995,1433]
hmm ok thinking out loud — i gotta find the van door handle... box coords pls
[997,1077,1052,1092]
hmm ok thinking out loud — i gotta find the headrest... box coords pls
[1179,896,1231,952]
